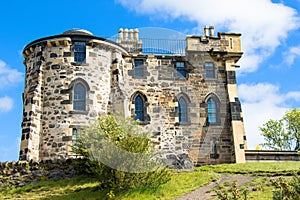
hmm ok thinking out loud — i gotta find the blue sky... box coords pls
[0,0,300,161]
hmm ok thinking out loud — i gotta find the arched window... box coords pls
[207,98,217,123]
[178,97,188,122]
[134,95,144,121]
[73,83,86,111]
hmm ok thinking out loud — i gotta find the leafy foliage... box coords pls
[72,114,170,191]
[271,175,300,200]
[214,180,249,200]
[260,108,300,150]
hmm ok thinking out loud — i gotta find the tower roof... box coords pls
[62,28,93,36]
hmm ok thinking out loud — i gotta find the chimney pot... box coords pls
[124,28,129,41]
[209,26,214,36]
[204,26,209,37]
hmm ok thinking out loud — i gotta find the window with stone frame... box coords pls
[131,92,149,123]
[207,96,220,125]
[72,128,78,144]
[74,42,86,63]
[73,82,86,111]
[134,59,144,77]
[205,62,215,78]
[134,95,144,121]
[178,97,188,122]
[175,61,186,78]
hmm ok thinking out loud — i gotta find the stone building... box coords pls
[19,27,247,167]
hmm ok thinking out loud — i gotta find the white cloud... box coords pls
[117,0,299,74]
[283,45,300,66]
[0,60,23,89]
[0,96,13,112]
[238,83,300,149]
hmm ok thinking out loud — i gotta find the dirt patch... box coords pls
[174,174,254,200]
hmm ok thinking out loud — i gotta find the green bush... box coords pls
[214,180,249,200]
[271,174,300,200]
[72,115,170,191]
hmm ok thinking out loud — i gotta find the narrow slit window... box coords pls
[72,128,78,144]
[208,98,217,123]
[178,97,187,122]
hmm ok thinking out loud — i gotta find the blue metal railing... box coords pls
[107,37,186,56]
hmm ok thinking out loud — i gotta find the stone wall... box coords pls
[21,34,127,161]
[245,150,300,162]
[0,160,78,188]
[20,27,247,167]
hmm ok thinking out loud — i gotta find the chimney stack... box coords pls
[209,26,214,36]
[134,28,139,40]
[118,28,123,41]
[129,29,134,40]
[204,26,209,37]
[124,28,128,41]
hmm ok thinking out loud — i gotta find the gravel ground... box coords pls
[174,174,254,200]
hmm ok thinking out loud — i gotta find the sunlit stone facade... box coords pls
[19,27,247,167]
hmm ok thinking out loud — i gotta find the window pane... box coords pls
[73,83,86,111]
[134,95,144,121]
[134,60,144,77]
[74,42,86,63]
[205,63,215,78]
[176,62,186,78]
[208,98,217,123]
[179,97,187,122]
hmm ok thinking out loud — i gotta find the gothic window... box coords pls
[205,62,215,78]
[175,61,186,78]
[134,59,144,77]
[73,83,86,111]
[207,97,217,124]
[74,42,86,63]
[178,97,188,122]
[134,95,144,121]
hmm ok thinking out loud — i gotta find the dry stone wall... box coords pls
[0,160,78,188]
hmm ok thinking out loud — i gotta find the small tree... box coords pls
[260,108,300,151]
[72,114,170,191]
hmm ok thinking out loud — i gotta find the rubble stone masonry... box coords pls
[20,27,247,168]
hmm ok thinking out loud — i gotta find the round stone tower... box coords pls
[20,29,128,161]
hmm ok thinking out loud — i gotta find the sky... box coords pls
[0,0,300,161]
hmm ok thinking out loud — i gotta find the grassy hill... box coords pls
[1,162,299,200]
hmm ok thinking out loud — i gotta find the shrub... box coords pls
[214,180,249,200]
[271,174,300,200]
[72,114,170,191]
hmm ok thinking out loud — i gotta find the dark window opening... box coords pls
[74,42,86,63]
[205,62,215,78]
[134,59,144,77]
[73,83,86,111]
[175,61,186,78]
[134,95,144,121]
[178,97,187,122]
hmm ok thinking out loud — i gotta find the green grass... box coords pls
[198,161,300,176]
[119,171,219,200]
[1,162,299,199]
[0,171,218,200]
